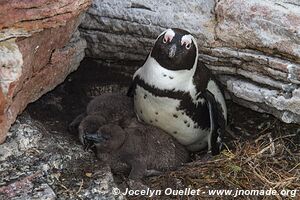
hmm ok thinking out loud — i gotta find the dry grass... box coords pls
[144,122,300,200]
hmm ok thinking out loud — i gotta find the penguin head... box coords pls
[151,28,198,71]
[92,124,126,153]
[78,114,106,145]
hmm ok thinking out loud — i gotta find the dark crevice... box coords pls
[48,49,56,64]
[18,11,73,23]
[129,3,153,11]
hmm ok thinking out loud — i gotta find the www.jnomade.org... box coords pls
[119,188,298,198]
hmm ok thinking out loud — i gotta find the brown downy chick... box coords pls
[69,93,135,144]
[85,118,190,180]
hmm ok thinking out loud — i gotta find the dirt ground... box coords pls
[0,58,299,200]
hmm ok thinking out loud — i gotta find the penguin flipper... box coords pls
[203,90,226,155]
[127,77,137,97]
[194,62,226,155]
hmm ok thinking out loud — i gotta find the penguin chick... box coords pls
[69,93,135,143]
[84,118,190,180]
[78,113,106,145]
[127,28,227,155]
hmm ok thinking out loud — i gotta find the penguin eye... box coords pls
[185,43,191,50]
[163,34,173,43]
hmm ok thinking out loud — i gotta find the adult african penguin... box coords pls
[127,28,227,155]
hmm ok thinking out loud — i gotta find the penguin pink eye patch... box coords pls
[163,29,175,43]
[163,34,173,43]
[181,35,192,49]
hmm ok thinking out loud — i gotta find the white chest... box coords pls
[133,57,196,92]
[134,86,209,146]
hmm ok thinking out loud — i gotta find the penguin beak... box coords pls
[84,132,111,144]
[168,44,176,58]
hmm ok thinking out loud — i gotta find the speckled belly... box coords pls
[134,86,209,146]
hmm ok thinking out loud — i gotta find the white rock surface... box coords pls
[0,39,23,94]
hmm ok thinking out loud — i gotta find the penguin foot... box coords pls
[82,137,95,151]
[83,141,95,151]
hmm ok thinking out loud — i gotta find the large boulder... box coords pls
[0,0,91,143]
[80,0,300,124]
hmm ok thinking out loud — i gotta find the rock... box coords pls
[205,0,300,124]
[31,183,56,200]
[0,111,122,199]
[80,0,300,125]
[215,0,300,61]
[80,0,216,61]
[0,172,40,199]
[0,115,43,161]
[0,175,56,200]
[0,39,23,95]
[0,0,91,143]
[78,167,125,200]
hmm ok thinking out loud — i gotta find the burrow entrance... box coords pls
[1,58,299,199]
